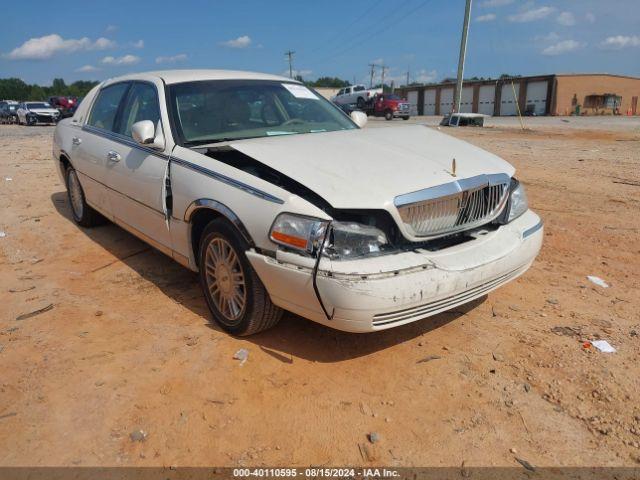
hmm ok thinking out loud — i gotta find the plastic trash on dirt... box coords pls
[591,340,616,353]
[587,275,609,288]
[233,348,249,366]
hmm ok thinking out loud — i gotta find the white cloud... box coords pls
[156,53,188,64]
[476,13,496,22]
[4,34,115,60]
[585,12,596,24]
[556,12,576,26]
[106,25,118,33]
[480,0,512,7]
[542,39,582,55]
[535,32,560,43]
[101,54,140,66]
[413,69,438,84]
[220,35,252,48]
[131,40,144,49]
[600,35,640,49]
[508,6,555,23]
[76,65,100,73]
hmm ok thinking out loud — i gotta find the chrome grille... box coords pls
[395,173,510,238]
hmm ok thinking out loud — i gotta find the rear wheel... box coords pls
[356,97,365,109]
[65,167,103,227]
[384,110,393,121]
[199,219,283,336]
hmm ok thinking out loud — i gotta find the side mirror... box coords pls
[350,110,368,128]
[132,120,165,150]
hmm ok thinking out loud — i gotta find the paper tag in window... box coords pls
[282,83,318,100]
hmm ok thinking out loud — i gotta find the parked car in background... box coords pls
[0,101,20,124]
[49,96,79,118]
[53,69,542,336]
[17,101,60,125]
[440,112,486,127]
[331,84,382,108]
[367,93,411,120]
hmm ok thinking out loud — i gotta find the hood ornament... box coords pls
[447,158,457,177]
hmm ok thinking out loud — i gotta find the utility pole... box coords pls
[285,50,295,78]
[454,0,472,114]
[380,65,389,91]
[406,66,410,87]
[368,63,377,88]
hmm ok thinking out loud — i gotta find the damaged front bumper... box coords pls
[247,209,543,332]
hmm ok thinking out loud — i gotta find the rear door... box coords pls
[78,81,131,215]
[103,80,171,249]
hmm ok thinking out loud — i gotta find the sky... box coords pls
[1,0,639,87]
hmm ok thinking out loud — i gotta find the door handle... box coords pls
[106,151,121,162]
[72,137,82,145]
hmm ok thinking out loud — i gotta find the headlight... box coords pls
[505,179,528,223]
[269,213,328,254]
[269,213,390,259]
[326,221,389,259]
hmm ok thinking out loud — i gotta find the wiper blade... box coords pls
[185,136,258,146]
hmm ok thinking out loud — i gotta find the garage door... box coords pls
[478,85,495,115]
[407,90,419,116]
[439,88,454,115]
[423,89,436,115]
[500,83,520,116]
[525,81,548,115]
[459,87,474,113]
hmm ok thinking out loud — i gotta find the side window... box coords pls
[117,83,161,137]
[87,83,130,131]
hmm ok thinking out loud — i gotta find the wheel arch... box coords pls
[185,199,256,266]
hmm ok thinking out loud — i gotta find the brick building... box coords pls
[396,73,640,116]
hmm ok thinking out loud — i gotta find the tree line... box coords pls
[0,78,100,102]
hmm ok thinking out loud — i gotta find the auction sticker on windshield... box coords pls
[282,83,318,100]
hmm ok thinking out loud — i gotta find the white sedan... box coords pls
[53,70,542,335]
[17,101,60,125]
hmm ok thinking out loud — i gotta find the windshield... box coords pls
[27,102,51,109]
[168,80,357,146]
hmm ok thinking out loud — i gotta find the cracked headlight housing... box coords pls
[325,221,390,259]
[504,179,528,223]
[270,213,328,254]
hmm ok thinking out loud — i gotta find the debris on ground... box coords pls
[515,457,536,471]
[16,303,54,321]
[0,412,17,420]
[358,442,375,462]
[129,429,148,442]
[8,286,35,293]
[368,432,380,444]
[551,326,581,337]
[417,355,441,364]
[546,298,559,305]
[492,352,504,362]
[184,335,199,347]
[587,275,609,288]
[233,348,249,366]
[0,231,6,238]
[591,340,616,353]
[359,401,374,417]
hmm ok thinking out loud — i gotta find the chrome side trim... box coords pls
[523,219,543,239]
[394,173,511,207]
[82,125,284,205]
[184,198,255,248]
[171,157,284,204]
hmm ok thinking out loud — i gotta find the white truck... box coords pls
[331,84,382,108]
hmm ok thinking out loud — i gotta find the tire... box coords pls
[356,97,365,109]
[65,166,103,227]
[27,116,36,126]
[384,110,393,121]
[199,219,283,336]
[402,116,410,120]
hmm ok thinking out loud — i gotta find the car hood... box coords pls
[229,125,514,210]
[30,108,59,115]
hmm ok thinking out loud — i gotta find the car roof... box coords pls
[101,69,298,87]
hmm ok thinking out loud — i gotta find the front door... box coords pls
[103,81,171,249]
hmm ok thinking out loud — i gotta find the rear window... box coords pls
[87,83,130,132]
[353,86,365,92]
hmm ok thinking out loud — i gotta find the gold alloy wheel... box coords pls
[204,237,247,323]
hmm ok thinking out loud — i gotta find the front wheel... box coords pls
[402,116,410,120]
[26,116,36,126]
[199,219,283,336]
[384,110,393,121]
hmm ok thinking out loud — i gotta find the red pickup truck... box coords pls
[367,94,411,121]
